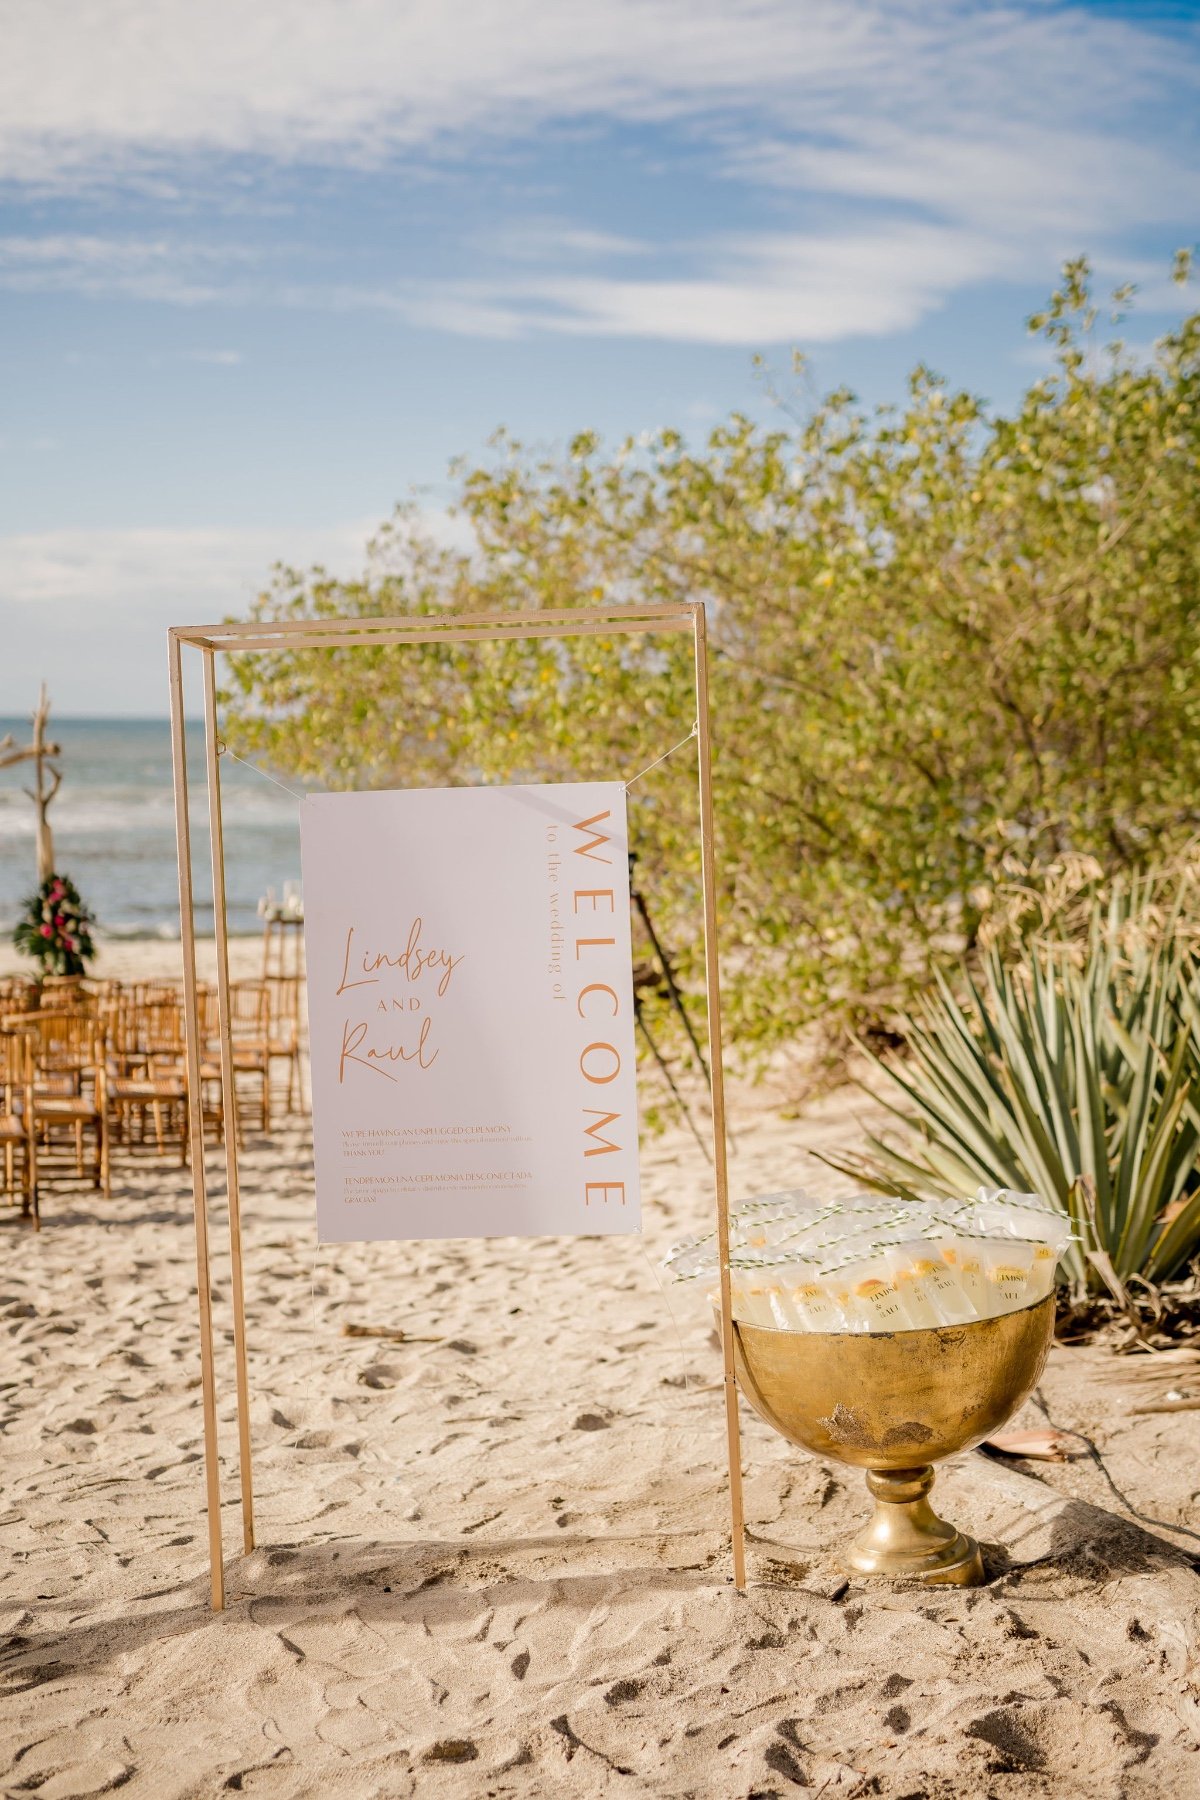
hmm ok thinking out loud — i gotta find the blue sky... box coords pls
[1,0,1197,714]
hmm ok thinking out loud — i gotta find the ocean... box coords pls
[0,717,303,940]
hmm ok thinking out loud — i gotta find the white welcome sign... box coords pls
[300,782,641,1243]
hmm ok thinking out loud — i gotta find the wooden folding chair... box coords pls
[209,980,272,1136]
[265,973,306,1116]
[0,976,39,1017]
[6,1010,110,1205]
[124,979,183,1011]
[108,995,189,1163]
[37,976,98,1013]
[0,1028,35,1223]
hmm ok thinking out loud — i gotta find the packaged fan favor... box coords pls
[663,1185,1073,1335]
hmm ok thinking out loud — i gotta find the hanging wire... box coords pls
[215,726,697,802]
[625,721,698,791]
[215,737,307,801]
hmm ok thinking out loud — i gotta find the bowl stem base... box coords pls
[840,1465,984,1587]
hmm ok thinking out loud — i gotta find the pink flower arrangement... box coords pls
[14,872,97,977]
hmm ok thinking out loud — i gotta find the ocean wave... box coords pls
[96,920,184,941]
[99,921,263,941]
[0,725,301,943]
[0,914,263,942]
[0,794,296,841]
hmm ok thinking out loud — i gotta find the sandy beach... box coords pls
[1,940,1197,1798]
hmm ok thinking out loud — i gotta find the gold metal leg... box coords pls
[692,603,746,1592]
[203,649,256,1558]
[28,1111,38,1230]
[842,1467,984,1586]
[170,632,226,1612]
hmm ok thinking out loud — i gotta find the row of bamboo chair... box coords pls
[0,973,305,1229]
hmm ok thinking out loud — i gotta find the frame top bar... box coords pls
[170,601,697,650]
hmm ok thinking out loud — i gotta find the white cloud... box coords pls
[0,232,259,304]
[173,348,243,366]
[0,522,372,608]
[737,123,1196,242]
[0,1,1191,189]
[0,2,953,181]
[0,511,479,712]
[418,223,1004,345]
[0,209,1182,351]
[0,3,1194,347]
[0,522,375,711]
[487,222,652,263]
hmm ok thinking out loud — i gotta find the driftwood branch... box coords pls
[3,684,62,880]
[0,738,62,771]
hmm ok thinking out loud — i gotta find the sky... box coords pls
[1,0,1198,715]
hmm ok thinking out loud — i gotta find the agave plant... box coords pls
[825,928,1200,1301]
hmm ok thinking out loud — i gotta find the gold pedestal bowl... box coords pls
[731,1296,1055,1586]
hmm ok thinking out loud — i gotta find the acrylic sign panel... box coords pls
[300,782,641,1242]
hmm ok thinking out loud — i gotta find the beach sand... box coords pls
[2,942,1199,1797]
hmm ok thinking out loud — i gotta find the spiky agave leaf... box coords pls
[829,913,1200,1294]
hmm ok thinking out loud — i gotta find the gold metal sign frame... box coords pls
[168,601,746,1612]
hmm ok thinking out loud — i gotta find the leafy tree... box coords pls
[223,257,1200,1067]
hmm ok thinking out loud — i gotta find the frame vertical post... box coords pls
[691,602,747,1590]
[168,632,226,1611]
[202,650,256,1555]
